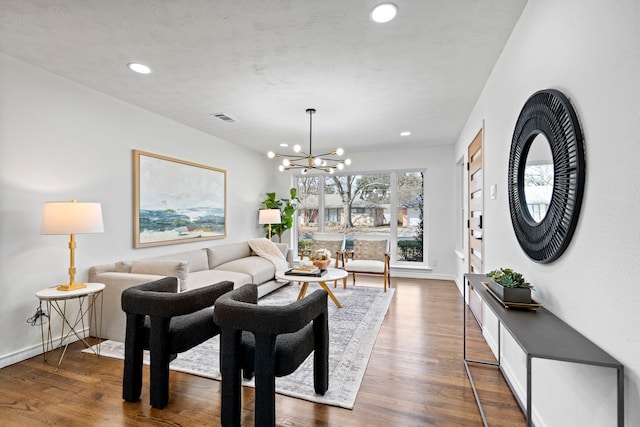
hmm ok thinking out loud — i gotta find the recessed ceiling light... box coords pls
[127,62,152,74]
[280,143,289,147]
[370,3,398,23]
[400,131,411,136]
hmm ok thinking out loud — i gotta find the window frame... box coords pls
[294,168,427,267]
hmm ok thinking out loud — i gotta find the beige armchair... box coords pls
[299,232,346,268]
[342,234,391,292]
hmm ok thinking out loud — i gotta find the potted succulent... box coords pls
[485,268,534,304]
[309,248,332,270]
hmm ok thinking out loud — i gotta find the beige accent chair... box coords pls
[342,234,391,292]
[300,232,346,268]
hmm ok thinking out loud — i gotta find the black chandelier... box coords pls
[268,108,351,174]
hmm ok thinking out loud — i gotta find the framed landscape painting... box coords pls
[133,150,226,248]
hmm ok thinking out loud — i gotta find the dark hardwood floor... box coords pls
[0,277,525,426]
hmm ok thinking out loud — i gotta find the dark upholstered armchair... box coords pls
[121,277,233,408]
[213,284,329,427]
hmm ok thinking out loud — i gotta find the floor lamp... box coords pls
[41,200,104,291]
[258,209,281,240]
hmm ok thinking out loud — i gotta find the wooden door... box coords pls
[467,129,484,323]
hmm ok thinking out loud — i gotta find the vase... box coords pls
[313,260,331,270]
[485,278,531,304]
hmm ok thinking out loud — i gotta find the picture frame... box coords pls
[133,150,226,248]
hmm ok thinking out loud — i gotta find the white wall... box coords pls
[454,0,640,425]
[0,54,277,366]
[277,144,457,280]
[0,54,459,368]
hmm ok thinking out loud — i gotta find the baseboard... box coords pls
[391,269,456,281]
[0,342,44,369]
[0,327,89,369]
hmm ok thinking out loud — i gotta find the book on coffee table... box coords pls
[285,266,328,277]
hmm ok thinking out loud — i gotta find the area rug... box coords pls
[84,284,394,409]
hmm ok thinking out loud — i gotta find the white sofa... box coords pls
[89,241,292,342]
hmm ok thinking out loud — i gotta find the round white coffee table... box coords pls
[277,268,347,308]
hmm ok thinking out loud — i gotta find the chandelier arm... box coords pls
[314,152,340,157]
[270,108,350,173]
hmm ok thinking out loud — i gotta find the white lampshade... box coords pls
[41,201,104,235]
[258,209,281,225]
[40,200,104,291]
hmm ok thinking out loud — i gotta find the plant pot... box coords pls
[313,260,331,270]
[485,278,531,304]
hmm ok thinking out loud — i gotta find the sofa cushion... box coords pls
[344,259,386,273]
[130,260,190,291]
[116,261,132,273]
[214,256,275,285]
[148,249,209,272]
[187,269,252,291]
[206,242,251,269]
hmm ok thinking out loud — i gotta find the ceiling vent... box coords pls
[211,113,236,123]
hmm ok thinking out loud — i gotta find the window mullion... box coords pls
[389,171,398,263]
[318,178,325,232]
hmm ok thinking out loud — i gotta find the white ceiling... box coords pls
[1,0,527,156]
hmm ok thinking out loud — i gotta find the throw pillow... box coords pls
[311,239,343,256]
[353,240,387,262]
[115,261,132,273]
[130,260,190,291]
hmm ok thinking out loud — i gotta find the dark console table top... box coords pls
[465,274,621,368]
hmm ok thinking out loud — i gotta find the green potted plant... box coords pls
[260,188,300,242]
[485,268,534,303]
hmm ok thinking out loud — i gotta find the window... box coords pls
[325,208,340,223]
[296,176,320,255]
[295,170,425,265]
[396,171,424,262]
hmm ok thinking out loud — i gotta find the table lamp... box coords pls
[41,200,104,291]
[258,209,281,240]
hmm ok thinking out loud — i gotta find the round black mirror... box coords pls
[508,89,585,263]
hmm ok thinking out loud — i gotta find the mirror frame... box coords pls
[508,89,586,263]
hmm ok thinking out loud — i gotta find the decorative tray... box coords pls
[285,268,327,277]
[482,282,543,311]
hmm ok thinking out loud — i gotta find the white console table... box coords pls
[463,274,624,426]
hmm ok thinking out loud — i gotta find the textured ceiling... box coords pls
[0,0,527,156]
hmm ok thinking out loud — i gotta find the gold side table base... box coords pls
[36,283,104,371]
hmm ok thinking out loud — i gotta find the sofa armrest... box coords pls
[285,248,293,267]
[89,263,118,278]
[90,271,167,342]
